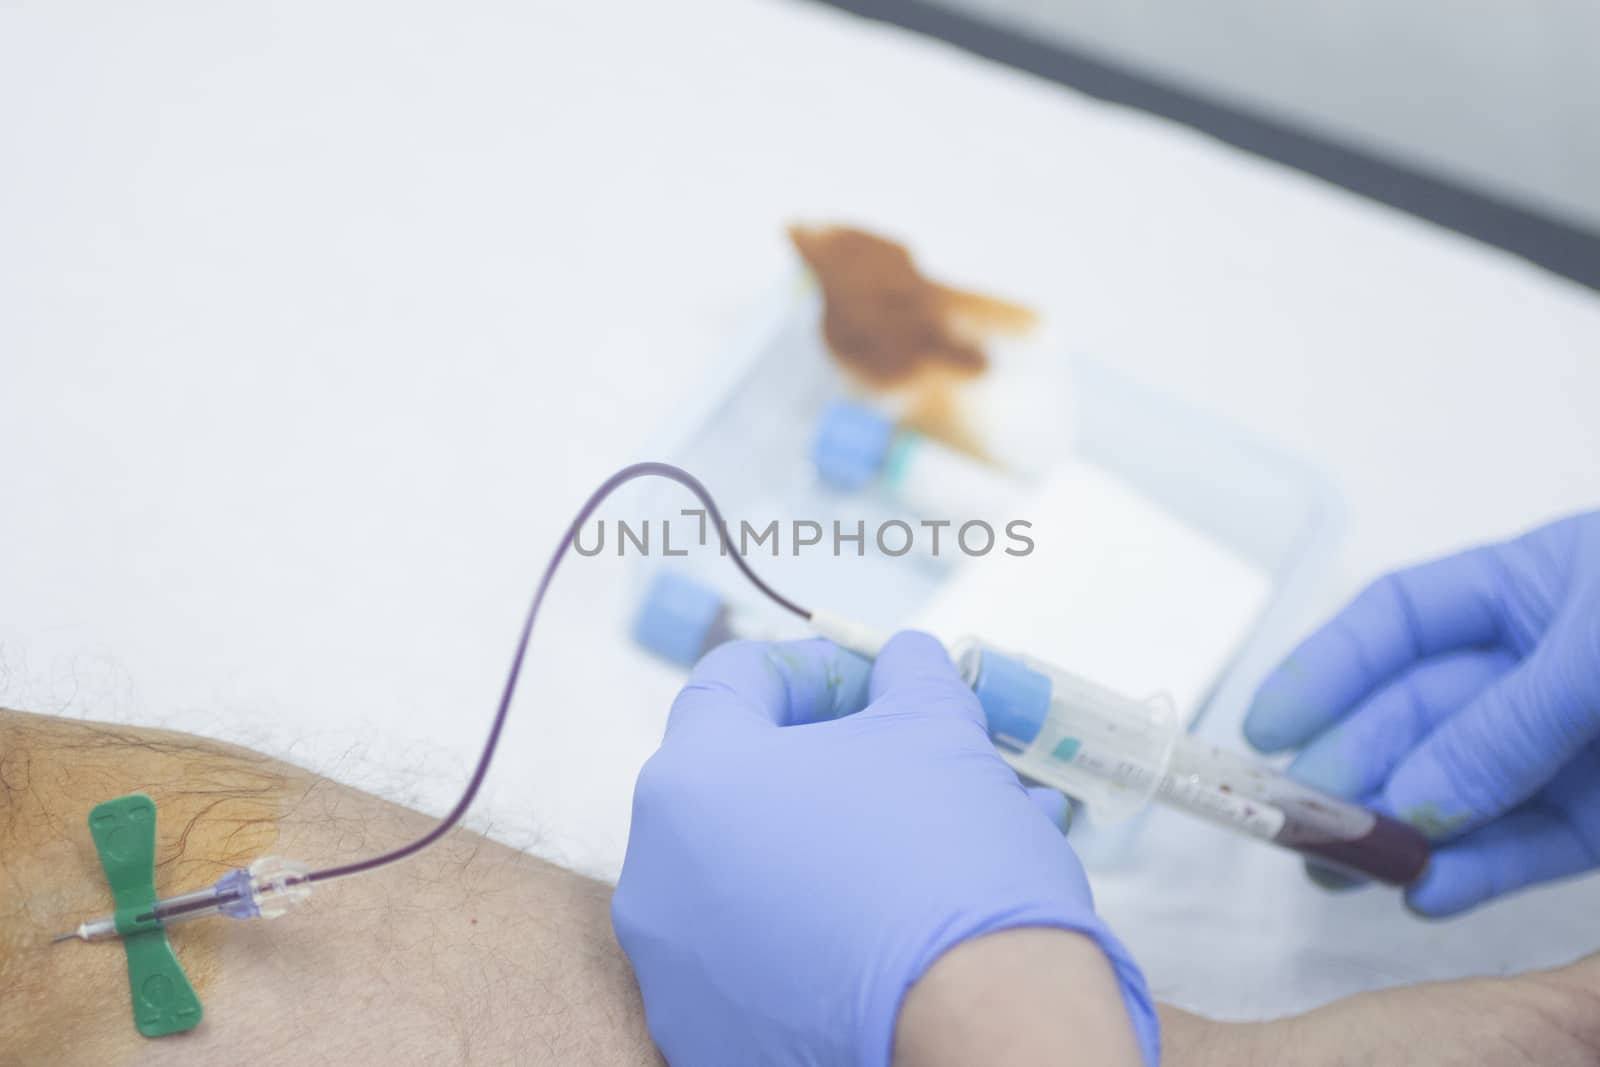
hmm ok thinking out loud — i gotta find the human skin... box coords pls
[1157,954,1600,1067]
[4,707,1598,1067]
[0,708,661,1067]
[893,928,1141,1065]
[895,933,1600,1067]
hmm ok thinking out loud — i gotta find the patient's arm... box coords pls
[0,708,660,1067]
[7,706,1597,1067]
[1160,951,1600,1067]
[890,932,1600,1067]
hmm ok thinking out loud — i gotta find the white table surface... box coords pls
[4,0,1599,1020]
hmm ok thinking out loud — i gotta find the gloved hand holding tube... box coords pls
[1246,511,1600,916]
[612,632,1159,1066]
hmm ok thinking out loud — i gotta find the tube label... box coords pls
[1157,776,1286,840]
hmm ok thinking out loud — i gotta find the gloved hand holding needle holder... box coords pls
[613,509,1600,1066]
[612,633,1160,1067]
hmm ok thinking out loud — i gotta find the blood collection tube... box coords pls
[810,400,1022,523]
[950,639,1431,885]
[635,588,1431,885]
[631,570,772,667]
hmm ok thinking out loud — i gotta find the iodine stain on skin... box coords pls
[789,224,1037,455]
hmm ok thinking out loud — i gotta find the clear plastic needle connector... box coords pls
[52,856,313,944]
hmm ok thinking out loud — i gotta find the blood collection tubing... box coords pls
[56,463,806,941]
[55,462,1426,944]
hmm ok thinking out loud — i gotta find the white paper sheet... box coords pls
[913,458,1270,722]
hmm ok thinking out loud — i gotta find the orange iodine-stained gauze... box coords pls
[789,224,1041,458]
[788,225,1037,389]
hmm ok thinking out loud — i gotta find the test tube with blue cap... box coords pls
[632,580,1430,884]
[632,570,778,667]
[811,400,1024,527]
[956,637,1428,884]
[808,613,1431,886]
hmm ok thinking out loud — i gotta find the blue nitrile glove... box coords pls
[612,632,1158,1066]
[1245,511,1600,916]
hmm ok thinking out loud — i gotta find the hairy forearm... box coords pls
[888,905,1600,1067]
[0,708,659,1067]
[1161,953,1600,1067]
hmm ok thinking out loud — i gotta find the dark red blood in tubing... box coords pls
[305,463,811,887]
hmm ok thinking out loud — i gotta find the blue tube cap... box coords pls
[972,652,1052,754]
[632,571,726,667]
[811,400,894,490]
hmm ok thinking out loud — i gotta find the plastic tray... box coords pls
[633,275,1341,733]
